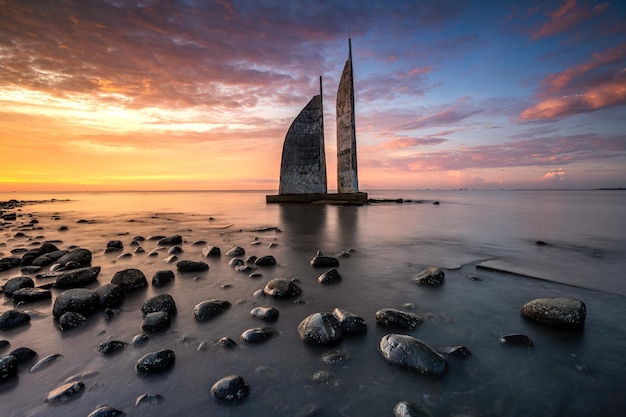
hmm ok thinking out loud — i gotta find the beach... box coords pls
[1,190,625,416]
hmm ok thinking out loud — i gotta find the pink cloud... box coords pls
[531,0,609,39]
[541,168,567,182]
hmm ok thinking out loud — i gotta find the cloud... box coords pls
[398,104,482,131]
[541,168,566,182]
[531,0,609,39]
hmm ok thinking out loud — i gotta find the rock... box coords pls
[168,246,183,254]
[375,308,423,329]
[298,312,342,344]
[105,240,124,253]
[193,299,231,321]
[8,346,37,364]
[499,334,534,347]
[28,353,63,373]
[246,255,258,264]
[211,375,250,403]
[263,278,301,298]
[0,310,31,330]
[131,333,149,347]
[254,255,276,266]
[58,311,87,331]
[0,340,9,352]
[310,253,339,267]
[53,288,99,318]
[163,255,178,263]
[20,265,42,274]
[321,350,350,365]
[318,268,342,284]
[437,346,472,358]
[413,266,445,286]
[135,393,164,408]
[95,283,125,308]
[241,327,277,343]
[235,264,256,273]
[393,401,431,417]
[157,235,183,246]
[142,294,177,316]
[87,405,125,417]
[229,258,244,267]
[225,246,245,257]
[217,337,237,348]
[55,248,92,268]
[44,381,85,404]
[379,334,448,375]
[111,268,148,292]
[12,287,52,303]
[152,270,175,287]
[2,276,34,296]
[521,297,586,329]
[250,307,279,321]
[0,355,18,381]
[96,340,128,355]
[202,246,221,257]
[176,260,209,272]
[142,311,171,332]
[332,308,367,334]
[135,349,175,374]
[54,266,101,289]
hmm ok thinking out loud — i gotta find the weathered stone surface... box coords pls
[152,270,175,287]
[53,288,99,318]
[298,312,342,344]
[0,310,31,330]
[211,375,250,403]
[500,334,534,347]
[105,240,124,253]
[141,311,171,332]
[521,297,586,329]
[55,248,92,268]
[87,405,125,417]
[111,268,148,292]
[12,287,52,303]
[142,294,177,316]
[202,246,221,257]
[413,266,445,287]
[310,254,339,267]
[2,276,34,296]
[0,354,18,381]
[44,381,85,404]
[241,327,276,343]
[95,283,125,308]
[254,255,276,266]
[8,346,37,363]
[58,311,87,331]
[318,268,342,284]
[176,260,209,272]
[96,340,128,355]
[375,308,422,329]
[393,401,431,417]
[263,278,301,298]
[193,299,231,321]
[250,307,279,321]
[332,308,367,334]
[225,246,245,257]
[54,266,101,289]
[157,235,182,246]
[135,349,175,374]
[379,334,447,375]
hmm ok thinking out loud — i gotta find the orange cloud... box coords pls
[532,0,609,39]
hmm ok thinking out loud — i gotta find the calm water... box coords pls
[1,190,625,417]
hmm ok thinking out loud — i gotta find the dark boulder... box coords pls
[379,334,448,375]
[0,310,31,330]
[58,311,87,331]
[375,308,423,329]
[263,278,301,298]
[217,337,238,348]
[310,253,339,267]
[250,307,279,321]
[202,246,221,257]
[96,341,128,355]
[332,308,367,334]
[0,354,18,381]
[44,381,85,404]
[225,246,245,257]
[53,266,101,289]
[521,297,586,329]
[193,299,231,321]
[141,311,171,332]
[211,375,250,403]
[95,284,125,308]
[152,270,175,287]
[437,345,472,358]
[298,312,342,344]
[254,255,276,266]
[135,393,164,408]
[168,246,183,254]
[105,240,124,253]
[229,258,244,268]
[142,294,177,316]
[157,235,182,246]
[499,334,534,347]
[111,268,148,292]
[393,401,431,417]
[8,346,37,364]
[55,248,92,268]
[2,276,34,296]
[240,327,277,343]
[176,260,209,273]
[318,268,342,284]
[52,288,99,318]
[135,349,175,374]
[413,266,445,287]
[87,405,125,417]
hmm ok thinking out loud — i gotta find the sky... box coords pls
[1,0,625,192]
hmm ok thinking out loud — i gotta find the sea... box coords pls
[1,189,625,417]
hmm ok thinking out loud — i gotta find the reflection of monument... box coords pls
[267,39,368,205]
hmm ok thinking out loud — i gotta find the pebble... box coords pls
[211,375,250,403]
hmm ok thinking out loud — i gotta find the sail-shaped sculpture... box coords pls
[277,77,327,195]
[336,38,359,193]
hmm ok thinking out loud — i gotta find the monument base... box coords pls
[266,192,368,205]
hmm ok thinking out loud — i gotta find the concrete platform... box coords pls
[266,192,368,205]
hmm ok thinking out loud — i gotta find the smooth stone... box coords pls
[142,294,177,316]
[2,276,34,296]
[202,246,221,257]
[20,265,42,274]
[225,246,245,257]
[246,255,258,263]
[235,265,256,273]
[310,254,339,267]
[135,349,175,374]
[0,354,18,381]
[53,288,99,318]
[0,340,9,351]
[135,393,164,408]
[0,310,31,330]
[193,299,231,321]
[298,312,342,344]
[263,278,301,298]
[521,297,586,329]
[393,400,431,417]
[163,255,178,263]
[53,266,101,289]
[105,240,124,253]
[500,334,534,347]
[131,333,149,346]
[111,268,148,292]
[55,248,92,268]
[28,353,63,373]
[141,311,171,332]
[229,258,244,267]
[12,287,52,303]
[152,270,175,287]
[176,260,209,272]
[8,346,37,364]
[96,340,128,354]
[254,255,276,266]
[95,283,125,308]
[168,246,183,254]
[157,235,183,246]
[211,375,250,403]
[437,345,472,358]
[321,350,350,365]
[375,308,423,329]
[379,334,448,375]
[241,327,276,343]
[318,268,342,284]
[250,306,279,321]
[332,308,367,334]
[58,311,87,331]
[44,381,85,404]
[87,405,125,417]
[413,266,445,286]
[216,337,238,348]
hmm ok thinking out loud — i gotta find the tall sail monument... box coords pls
[336,38,359,193]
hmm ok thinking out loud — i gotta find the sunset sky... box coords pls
[1,0,625,192]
